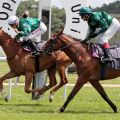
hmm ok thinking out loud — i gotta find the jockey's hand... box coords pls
[14,35,19,40]
[89,32,98,38]
[84,37,91,42]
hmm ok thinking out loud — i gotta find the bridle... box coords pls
[46,36,79,51]
[45,35,82,61]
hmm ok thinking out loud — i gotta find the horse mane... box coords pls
[0,29,21,50]
[53,29,89,46]
[0,29,13,40]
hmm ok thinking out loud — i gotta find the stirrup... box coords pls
[31,51,40,57]
[101,57,112,63]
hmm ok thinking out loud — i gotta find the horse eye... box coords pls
[53,43,55,46]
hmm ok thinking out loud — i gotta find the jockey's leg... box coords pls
[97,18,120,62]
[102,43,111,62]
[24,22,47,56]
[27,39,40,55]
[22,39,40,56]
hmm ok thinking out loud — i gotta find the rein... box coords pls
[59,42,79,50]
[56,37,82,61]
[57,36,80,50]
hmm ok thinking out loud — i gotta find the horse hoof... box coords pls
[59,107,65,113]
[49,95,54,103]
[114,107,117,113]
[32,94,42,100]
[4,96,8,102]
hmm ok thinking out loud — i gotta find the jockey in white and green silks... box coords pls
[79,7,120,62]
[8,15,47,56]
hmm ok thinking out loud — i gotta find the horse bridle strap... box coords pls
[56,36,82,61]
[60,42,79,50]
[57,36,80,50]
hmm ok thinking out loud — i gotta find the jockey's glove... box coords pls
[84,38,90,42]
[14,35,20,41]
[89,32,98,38]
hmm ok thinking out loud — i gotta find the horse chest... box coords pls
[8,60,24,73]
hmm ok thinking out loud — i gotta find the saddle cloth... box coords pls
[91,44,120,69]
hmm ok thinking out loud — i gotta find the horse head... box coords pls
[43,29,64,55]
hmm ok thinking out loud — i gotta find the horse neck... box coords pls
[59,35,90,63]
[0,32,21,60]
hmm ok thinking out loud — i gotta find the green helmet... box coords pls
[79,7,92,15]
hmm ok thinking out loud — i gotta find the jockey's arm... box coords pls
[86,17,109,41]
[15,26,31,40]
[93,14,109,35]
[97,19,109,34]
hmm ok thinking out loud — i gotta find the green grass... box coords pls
[0,86,120,120]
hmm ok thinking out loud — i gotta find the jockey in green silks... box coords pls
[8,15,47,56]
[79,7,120,62]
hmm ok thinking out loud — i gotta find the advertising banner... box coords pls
[61,0,88,40]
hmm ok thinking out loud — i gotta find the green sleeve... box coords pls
[93,15,109,34]
[97,19,109,34]
[15,34,21,40]
[15,28,31,40]
[20,26,31,36]
[18,19,32,36]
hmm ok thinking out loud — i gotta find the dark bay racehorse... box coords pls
[43,30,120,113]
[0,29,72,101]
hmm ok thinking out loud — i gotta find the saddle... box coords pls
[91,43,120,69]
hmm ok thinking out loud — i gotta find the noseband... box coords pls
[44,36,81,61]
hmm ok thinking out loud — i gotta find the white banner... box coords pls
[0,0,21,37]
[41,0,51,10]
[61,0,88,40]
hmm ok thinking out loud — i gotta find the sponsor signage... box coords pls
[0,0,21,36]
[61,0,88,40]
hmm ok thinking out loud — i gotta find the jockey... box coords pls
[79,7,120,62]
[8,15,47,56]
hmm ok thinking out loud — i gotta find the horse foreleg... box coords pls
[37,67,57,101]
[59,76,87,112]
[50,65,68,93]
[49,63,68,102]
[90,81,117,113]
[0,71,18,93]
[25,72,44,94]
[24,72,34,93]
[49,66,68,102]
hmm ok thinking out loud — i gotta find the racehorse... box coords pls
[43,29,120,113]
[0,28,72,101]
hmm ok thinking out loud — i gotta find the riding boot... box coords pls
[27,39,40,56]
[102,48,112,62]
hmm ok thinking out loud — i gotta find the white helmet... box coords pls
[8,16,19,25]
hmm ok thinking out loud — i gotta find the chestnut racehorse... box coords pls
[0,29,72,101]
[43,30,119,113]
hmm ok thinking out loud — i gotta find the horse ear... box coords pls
[55,28,64,36]
[59,28,64,34]
[0,27,2,30]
